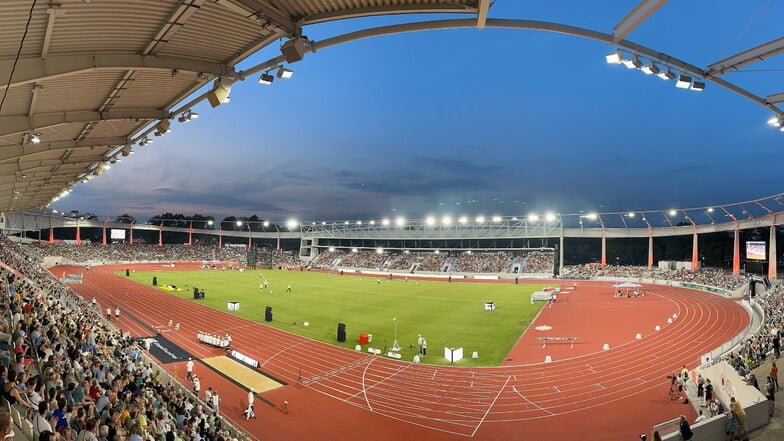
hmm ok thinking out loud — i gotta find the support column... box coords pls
[49,226,54,243]
[732,228,740,275]
[769,225,778,279]
[601,235,607,267]
[218,227,222,248]
[158,227,163,246]
[648,235,653,268]
[75,220,82,245]
[188,227,193,246]
[692,232,699,271]
[248,229,252,248]
[102,222,107,245]
[559,234,565,274]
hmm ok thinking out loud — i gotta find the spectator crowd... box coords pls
[1,237,244,441]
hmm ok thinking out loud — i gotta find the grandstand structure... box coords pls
[3,192,783,278]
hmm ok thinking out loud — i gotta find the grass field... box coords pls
[124,269,549,366]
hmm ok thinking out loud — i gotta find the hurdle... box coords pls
[537,337,580,349]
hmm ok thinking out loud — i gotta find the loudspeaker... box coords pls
[281,38,307,63]
[265,306,272,322]
[749,281,756,297]
[337,323,346,342]
[206,85,230,108]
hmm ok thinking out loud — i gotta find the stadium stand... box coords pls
[0,237,246,441]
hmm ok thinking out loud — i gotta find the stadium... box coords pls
[1,2,783,441]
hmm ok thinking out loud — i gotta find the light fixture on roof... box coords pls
[138,136,152,146]
[29,132,42,144]
[640,63,660,75]
[178,110,199,122]
[668,209,678,216]
[605,50,623,64]
[622,57,642,69]
[690,81,705,91]
[258,73,274,85]
[121,145,133,156]
[528,214,539,222]
[277,67,293,79]
[675,75,692,89]
[657,69,676,80]
[767,116,783,127]
[545,213,556,222]
[425,216,436,226]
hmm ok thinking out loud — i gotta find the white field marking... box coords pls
[470,376,510,437]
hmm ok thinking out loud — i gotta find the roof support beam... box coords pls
[301,3,479,26]
[766,92,784,105]
[708,36,784,75]
[42,5,66,58]
[214,0,300,36]
[612,0,669,43]
[0,137,128,163]
[0,109,166,137]
[0,53,236,90]
[144,0,205,55]
[476,0,490,29]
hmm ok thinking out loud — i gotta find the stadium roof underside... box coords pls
[2,0,784,214]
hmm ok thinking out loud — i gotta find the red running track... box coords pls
[64,265,748,441]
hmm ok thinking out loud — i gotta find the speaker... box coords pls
[337,323,346,342]
[206,85,230,108]
[265,306,272,322]
[749,281,756,297]
[281,38,307,63]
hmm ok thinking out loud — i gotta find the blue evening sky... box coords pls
[55,1,784,223]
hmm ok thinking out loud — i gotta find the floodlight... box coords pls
[351,248,358,253]
[657,69,676,80]
[545,213,556,222]
[262,221,269,227]
[627,212,635,217]
[492,216,502,223]
[458,216,468,224]
[476,216,485,223]
[236,220,242,226]
[425,216,436,226]
[382,218,390,226]
[395,217,405,227]
[376,247,383,254]
[605,50,623,64]
[434,250,440,254]
[768,116,782,127]
[286,219,298,229]
[344,221,349,225]
[675,75,692,89]
[356,221,362,225]
[277,67,293,79]
[30,133,41,144]
[258,73,274,85]
[640,63,660,75]
[328,247,335,252]
[369,220,375,225]
[586,213,598,220]
[528,214,539,222]
[668,209,677,216]
[321,221,326,225]
[621,57,642,69]
[707,207,714,213]
[690,81,705,91]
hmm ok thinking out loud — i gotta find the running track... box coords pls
[66,265,749,441]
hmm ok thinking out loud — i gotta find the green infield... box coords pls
[124,269,549,366]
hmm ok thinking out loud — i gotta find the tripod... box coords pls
[667,376,681,400]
